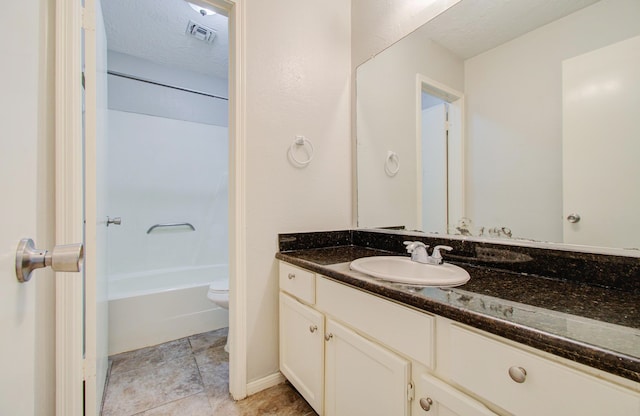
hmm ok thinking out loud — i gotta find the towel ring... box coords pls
[289,136,314,167]
[385,151,400,176]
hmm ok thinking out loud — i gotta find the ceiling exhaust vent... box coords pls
[186,20,217,43]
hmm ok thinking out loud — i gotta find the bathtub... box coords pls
[108,264,229,355]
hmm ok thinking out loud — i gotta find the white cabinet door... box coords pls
[325,319,411,416]
[279,293,324,415]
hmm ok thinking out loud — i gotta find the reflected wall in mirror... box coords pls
[356,0,640,251]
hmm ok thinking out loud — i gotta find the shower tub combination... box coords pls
[108,264,229,355]
[106,109,230,355]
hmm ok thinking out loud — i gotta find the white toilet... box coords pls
[207,279,230,352]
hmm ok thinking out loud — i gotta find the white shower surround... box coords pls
[107,109,228,279]
[106,109,229,354]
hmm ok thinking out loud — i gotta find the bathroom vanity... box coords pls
[276,230,640,416]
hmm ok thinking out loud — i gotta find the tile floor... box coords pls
[101,328,317,416]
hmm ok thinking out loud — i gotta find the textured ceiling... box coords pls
[415,0,600,59]
[101,0,599,80]
[101,0,229,79]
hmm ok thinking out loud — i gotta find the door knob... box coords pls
[15,238,84,283]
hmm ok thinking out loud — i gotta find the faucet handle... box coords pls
[431,245,453,262]
[403,241,428,253]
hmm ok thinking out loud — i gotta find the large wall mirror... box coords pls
[356,0,640,253]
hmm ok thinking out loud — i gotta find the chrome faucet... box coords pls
[404,241,453,265]
[429,245,453,265]
[403,241,429,263]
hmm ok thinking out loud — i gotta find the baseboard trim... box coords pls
[246,372,286,396]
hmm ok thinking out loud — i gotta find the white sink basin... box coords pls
[349,256,470,287]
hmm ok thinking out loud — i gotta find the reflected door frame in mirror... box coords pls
[416,74,464,234]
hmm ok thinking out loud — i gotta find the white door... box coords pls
[421,103,448,233]
[0,1,52,414]
[324,319,411,416]
[0,0,109,414]
[562,35,640,249]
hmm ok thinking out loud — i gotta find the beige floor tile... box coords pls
[193,343,229,401]
[110,338,192,376]
[138,392,213,416]
[102,354,203,416]
[208,383,316,416]
[243,382,315,416]
[102,330,317,416]
[189,327,228,352]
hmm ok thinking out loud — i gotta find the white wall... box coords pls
[244,0,352,383]
[464,0,640,242]
[356,29,464,230]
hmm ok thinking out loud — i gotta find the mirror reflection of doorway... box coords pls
[421,96,448,233]
[417,76,464,234]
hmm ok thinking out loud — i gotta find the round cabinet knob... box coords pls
[508,366,527,383]
[309,325,318,333]
[324,333,333,342]
[419,397,433,412]
[566,213,581,223]
[288,273,295,279]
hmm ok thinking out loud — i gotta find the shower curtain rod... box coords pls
[107,70,229,101]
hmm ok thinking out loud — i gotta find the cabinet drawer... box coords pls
[414,372,497,416]
[449,325,640,416]
[316,276,434,368]
[279,261,315,304]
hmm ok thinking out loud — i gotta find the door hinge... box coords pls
[83,356,96,381]
[407,381,415,401]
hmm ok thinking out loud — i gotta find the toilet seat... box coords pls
[208,279,229,293]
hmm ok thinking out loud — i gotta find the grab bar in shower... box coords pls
[146,223,196,234]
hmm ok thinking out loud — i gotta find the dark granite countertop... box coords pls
[276,245,640,384]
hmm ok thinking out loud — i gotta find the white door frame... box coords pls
[55,0,248,411]
[218,0,249,402]
[55,0,85,414]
